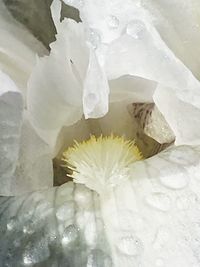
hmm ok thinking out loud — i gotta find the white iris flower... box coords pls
[1,0,200,266]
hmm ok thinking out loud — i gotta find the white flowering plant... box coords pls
[1,0,200,266]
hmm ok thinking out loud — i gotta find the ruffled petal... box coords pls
[27,18,87,148]
[0,182,112,266]
[0,1,47,97]
[1,145,200,266]
[13,115,53,196]
[0,71,23,196]
[99,145,200,266]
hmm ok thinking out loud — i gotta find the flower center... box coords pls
[62,135,142,194]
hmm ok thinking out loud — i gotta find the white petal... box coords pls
[0,182,112,266]
[142,0,200,80]
[99,145,200,266]
[105,26,200,109]
[109,75,156,103]
[0,1,47,96]
[13,115,53,196]
[27,19,88,148]
[0,71,23,196]
[154,85,200,146]
[70,0,142,44]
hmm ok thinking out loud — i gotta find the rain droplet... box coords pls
[23,254,34,266]
[107,15,119,29]
[88,29,101,49]
[126,20,146,39]
[117,235,143,256]
[56,201,74,221]
[168,146,199,166]
[145,193,171,212]
[23,238,50,265]
[61,224,78,246]
[159,166,188,190]
[7,218,16,231]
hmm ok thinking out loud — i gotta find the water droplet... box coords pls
[126,20,146,39]
[56,201,74,221]
[23,238,50,265]
[23,226,33,235]
[117,235,143,256]
[88,29,101,49]
[107,15,119,29]
[61,224,78,246]
[7,218,16,231]
[23,254,34,265]
[159,165,188,190]
[145,193,171,212]
[167,146,199,166]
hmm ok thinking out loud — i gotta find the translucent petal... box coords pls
[99,145,200,266]
[154,85,200,146]
[70,0,200,145]
[0,182,112,267]
[0,71,23,196]
[109,75,156,104]
[27,18,87,148]
[1,145,200,265]
[73,0,200,79]
[0,1,47,96]
[13,116,53,196]
[142,0,200,80]
[105,21,200,145]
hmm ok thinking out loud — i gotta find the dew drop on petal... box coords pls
[56,201,74,221]
[6,218,16,231]
[23,238,50,265]
[107,15,119,29]
[23,254,34,266]
[167,146,199,166]
[88,29,101,49]
[126,20,146,39]
[61,224,78,246]
[159,166,188,190]
[117,235,143,256]
[145,193,171,212]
